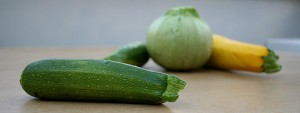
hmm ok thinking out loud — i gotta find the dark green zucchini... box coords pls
[20,59,186,104]
[103,42,149,67]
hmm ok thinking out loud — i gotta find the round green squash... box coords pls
[146,6,213,71]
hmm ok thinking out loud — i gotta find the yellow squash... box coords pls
[205,34,281,73]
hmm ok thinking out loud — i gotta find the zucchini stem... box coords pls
[161,75,186,102]
[262,49,281,73]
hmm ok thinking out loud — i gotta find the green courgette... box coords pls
[103,42,149,67]
[20,59,186,104]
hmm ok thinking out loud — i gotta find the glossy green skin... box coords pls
[20,59,186,104]
[103,42,149,67]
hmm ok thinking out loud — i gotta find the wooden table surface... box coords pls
[1,48,300,113]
